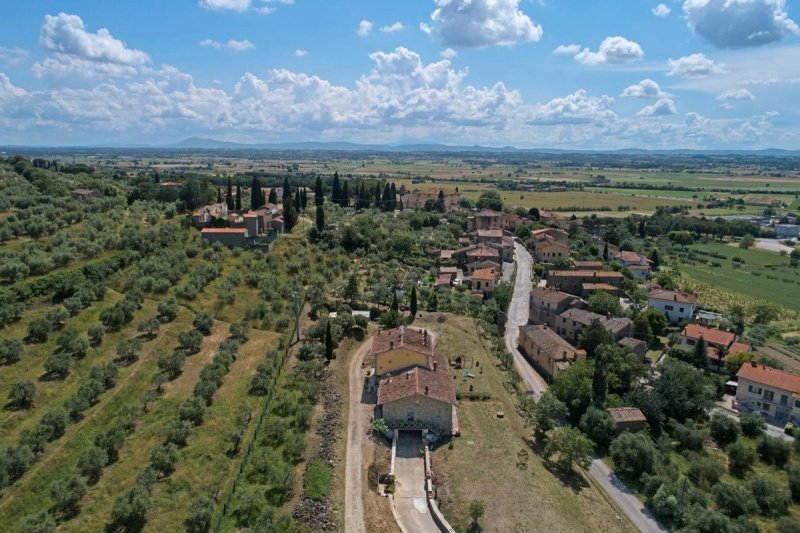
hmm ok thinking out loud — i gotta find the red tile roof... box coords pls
[607,407,647,423]
[371,327,434,358]
[466,246,500,258]
[648,289,697,305]
[477,229,503,238]
[728,342,752,354]
[530,287,576,305]
[377,354,457,406]
[681,324,735,347]
[435,274,452,287]
[549,270,623,278]
[737,363,800,394]
[472,268,496,281]
[200,228,247,234]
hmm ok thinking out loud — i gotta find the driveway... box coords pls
[589,460,667,533]
[393,431,440,533]
[504,242,548,397]
[344,339,373,533]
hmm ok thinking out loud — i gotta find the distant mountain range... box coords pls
[3,136,800,157]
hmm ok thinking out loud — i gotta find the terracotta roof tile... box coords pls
[607,407,647,423]
[648,289,698,305]
[200,228,247,234]
[377,353,456,406]
[472,268,496,281]
[737,363,800,394]
[681,324,735,347]
[371,326,434,358]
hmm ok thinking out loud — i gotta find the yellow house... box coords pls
[372,326,434,376]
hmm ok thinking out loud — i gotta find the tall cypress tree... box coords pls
[374,184,381,206]
[592,346,608,407]
[282,177,296,231]
[250,177,262,210]
[382,183,392,212]
[268,188,277,205]
[216,188,222,203]
[359,182,366,209]
[390,292,398,312]
[410,286,417,319]
[436,189,445,212]
[390,183,397,210]
[225,177,234,210]
[301,188,308,210]
[314,176,324,206]
[332,171,341,206]
[324,320,334,362]
[316,204,325,233]
[235,185,242,210]
[602,242,609,261]
[341,181,349,208]
[294,188,301,212]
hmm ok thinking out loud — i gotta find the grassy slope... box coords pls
[416,313,634,533]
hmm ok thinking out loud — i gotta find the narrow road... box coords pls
[345,339,373,533]
[504,242,548,397]
[394,431,440,533]
[505,242,666,533]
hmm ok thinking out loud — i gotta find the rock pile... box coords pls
[293,369,342,530]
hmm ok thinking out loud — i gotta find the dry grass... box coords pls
[414,314,635,533]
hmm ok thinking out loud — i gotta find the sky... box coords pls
[0,0,799,149]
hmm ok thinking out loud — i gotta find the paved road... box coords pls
[504,242,548,398]
[394,431,440,533]
[589,460,666,533]
[505,242,666,533]
[344,339,373,533]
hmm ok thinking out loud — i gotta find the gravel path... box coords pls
[344,338,373,533]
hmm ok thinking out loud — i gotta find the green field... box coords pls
[671,242,800,311]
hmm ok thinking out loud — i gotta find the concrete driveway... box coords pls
[394,431,440,533]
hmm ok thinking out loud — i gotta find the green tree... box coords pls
[543,427,593,473]
[315,204,325,233]
[27,318,51,343]
[109,486,150,532]
[409,286,418,319]
[95,426,126,463]
[527,390,568,438]
[693,336,708,369]
[713,481,759,518]
[87,324,106,345]
[180,397,206,426]
[633,314,654,345]
[469,499,485,531]
[577,319,614,358]
[551,360,594,421]
[727,440,755,477]
[137,317,161,337]
[116,338,143,365]
[250,176,263,210]
[324,321,334,362]
[314,176,324,206]
[236,184,242,210]
[77,447,108,484]
[225,177,234,210]
[640,308,668,337]
[343,274,359,302]
[592,344,609,407]
[709,413,740,447]
[185,495,214,533]
[739,234,755,249]
[178,329,203,354]
[602,242,609,261]
[44,353,72,379]
[587,291,622,316]
[193,313,214,335]
[579,407,615,450]
[8,380,36,409]
[786,464,800,502]
[282,176,296,230]
[390,292,399,312]
[149,442,178,476]
[739,412,766,437]
[331,171,341,205]
[610,432,655,480]
[268,188,277,204]
[747,476,790,517]
[49,474,87,518]
[0,338,24,364]
[648,249,660,270]
[756,435,791,467]
[19,511,56,533]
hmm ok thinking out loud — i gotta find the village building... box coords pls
[736,362,800,425]
[372,327,457,435]
[467,209,513,232]
[680,324,751,357]
[532,227,569,245]
[401,191,462,212]
[475,228,504,246]
[534,240,570,263]
[615,251,652,279]
[556,308,633,345]
[648,289,697,324]
[607,407,648,433]
[452,244,501,268]
[618,337,648,360]
[546,270,624,297]
[581,282,621,298]
[191,202,229,228]
[471,267,497,295]
[518,324,586,382]
[572,260,604,271]
[200,227,248,248]
[775,224,800,239]
[528,287,584,328]
[70,188,103,200]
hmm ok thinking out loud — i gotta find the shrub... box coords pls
[19,511,56,533]
[49,474,87,518]
[756,435,791,467]
[776,516,800,533]
[709,413,740,447]
[739,412,766,438]
[149,443,178,476]
[787,464,800,502]
[687,456,724,490]
[38,408,68,442]
[727,440,755,477]
[179,397,206,426]
[712,481,759,518]
[109,486,150,532]
[648,483,685,526]
[87,324,105,345]
[303,460,332,501]
[193,313,214,335]
[157,351,185,380]
[747,476,790,517]
[670,420,706,451]
[27,318,51,343]
[610,432,655,480]
[95,426,126,463]
[185,495,214,533]
[0,338,24,364]
[194,380,218,406]
[178,330,203,354]
[116,338,143,365]
[166,420,194,447]
[43,353,72,379]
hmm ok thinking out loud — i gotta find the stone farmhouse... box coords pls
[372,327,457,435]
[615,250,652,279]
[518,324,586,382]
[736,362,800,425]
[528,287,584,329]
[466,209,516,232]
[680,324,751,367]
[401,191,462,212]
[191,202,228,228]
[546,270,624,297]
[200,227,248,248]
[555,308,633,345]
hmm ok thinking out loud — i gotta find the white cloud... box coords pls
[683,0,799,48]
[440,48,457,59]
[423,0,543,48]
[667,53,724,78]
[381,22,404,33]
[637,98,677,116]
[621,79,670,99]
[200,39,255,52]
[652,4,671,17]
[356,20,373,37]
[39,13,149,66]
[717,88,755,108]
[527,90,616,125]
[553,44,581,55]
[574,36,644,65]
[0,47,28,67]
[199,0,251,12]
[293,49,308,57]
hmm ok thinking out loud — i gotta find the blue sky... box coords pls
[0,0,798,149]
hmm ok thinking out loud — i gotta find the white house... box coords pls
[647,289,697,324]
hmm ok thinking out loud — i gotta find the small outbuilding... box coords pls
[606,407,648,434]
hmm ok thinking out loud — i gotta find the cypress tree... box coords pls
[359,182,366,209]
[314,176,324,206]
[282,177,296,231]
[332,172,341,205]
[592,347,608,408]
[374,184,381,206]
[694,336,708,370]
[602,242,609,261]
[294,188,301,212]
[390,183,397,210]
[316,204,325,233]
[341,181,349,207]
[250,177,262,210]
[382,183,392,212]
[216,188,222,203]
[235,185,242,210]
[410,286,417,319]
[301,188,308,210]
[436,189,445,212]
[324,321,334,362]
[638,219,646,238]
[225,177,234,210]
[390,292,398,312]
[268,188,277,204]
[649,249,660,270]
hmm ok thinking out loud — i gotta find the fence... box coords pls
[211,321,298,532]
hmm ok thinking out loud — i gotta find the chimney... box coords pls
[674,295,677,301]
[750,360,757,368]
[406,372,410,380]
[424,386,429,395]
[433,361,438,371]
[390,341,394,350]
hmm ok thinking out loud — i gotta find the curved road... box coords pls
[505,242,666,533]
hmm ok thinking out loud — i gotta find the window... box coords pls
[781,394,789,406]
[748,385,763,394]
[679,307,684,313]
[407,410,414,422]
[795,399,800,408]
[764,390,774,402]
[665,305,674,311]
